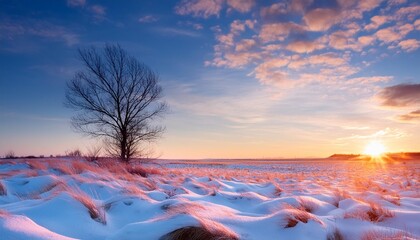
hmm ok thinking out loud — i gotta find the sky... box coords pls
[0,0,419,159]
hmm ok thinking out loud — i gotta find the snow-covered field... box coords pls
[0,157,419,240]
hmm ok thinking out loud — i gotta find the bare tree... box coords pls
[65,44,166,162]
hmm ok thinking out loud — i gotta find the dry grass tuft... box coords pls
[126,165,161,177]
[0,181,6,196]
[282,203,323,228]
[382,192,401,206]
[273,184,283,196]
[67,187,106,224]
[332,189,351,207]
[361,229,414,240]
[0,209,9,218]
[298,197,317,213]
[366,203,395,222]
[327,228,345,240]
[159,226,239,240]
[345,202,394,222]
[26,160,48,171]
[15,180,65,200]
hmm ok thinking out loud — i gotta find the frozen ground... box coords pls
[0,156,419,239]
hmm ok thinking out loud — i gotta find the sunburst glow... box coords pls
[364,141,386,157]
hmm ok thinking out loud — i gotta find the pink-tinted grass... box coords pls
[0,181,6,196]
[361,229,414,240]
[160,224,239,240]
[344,202,394,222]
[66,186,106,224]
[0,209,9,218]
[282,203,323,228]
[297,197,318,213]
[326,228,345,240]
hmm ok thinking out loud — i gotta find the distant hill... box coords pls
[385,152,420,160]
[328,152,420,160]
[327,154,361,160]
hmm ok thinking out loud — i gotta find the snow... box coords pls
[0,157,419,239]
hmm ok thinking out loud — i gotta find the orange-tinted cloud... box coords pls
[378,83,420,107]
[397,109,420,122]
[286,40,324,53]
[364,15,389,31]
[175,0,224,18]
[398,39,420,52]
[67,0,85,7]
[175,0,254,18]
[358,35,376,46]
[259,22,305,42]
[235,39,256,52]
[226,0,255,13]
[303,8,339,31]
[260,3,287,17]
[375,24,413,43]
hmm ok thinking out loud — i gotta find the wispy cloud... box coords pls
[67,0,86,7]
[377,83,420,107]
[175,0,255,18]
[1,112,68,123]
[397,109,420,122]
[156,27,201,37]
[337,128,407,141]
[0,20,79,46]
[138,15,159,23]
[398,39,420,52]
[90,5,106,20]
[377,83,420,123]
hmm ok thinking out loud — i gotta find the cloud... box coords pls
[375,24,413,43]
[377,83,420,107]
[260,0,313,18]
[179,21,204,30]
[395,5,420,20]
[260,3,287,17]
[165,80,272,125]
[259,22,305,42]
[337,127,406,140]
[175,0,224,18]
[328,30,361,51]
[174,0,254,18]
[211,51,260,68]
[254,58,290,85]
[156,27,201,37]
[235,39,256,52]
[0,20,79,46]
[138,15,159,23]
[397,109,420,122]
[398,39,420,52]
[286,40,325,53]
[415,19,420,30]
[305,52,347,67]
[290,0,313,13]
[346,76,392,85]
[303,8,339,31]
[226,0,255,13]
[358,35,376,46]
[375,27,400,42]
[364,15,389,31]
[90,5,106,20]
[67,0,86,7]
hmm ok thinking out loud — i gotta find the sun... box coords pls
[364,141,386,157]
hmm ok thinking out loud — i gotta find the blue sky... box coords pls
[0,0,419,158]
